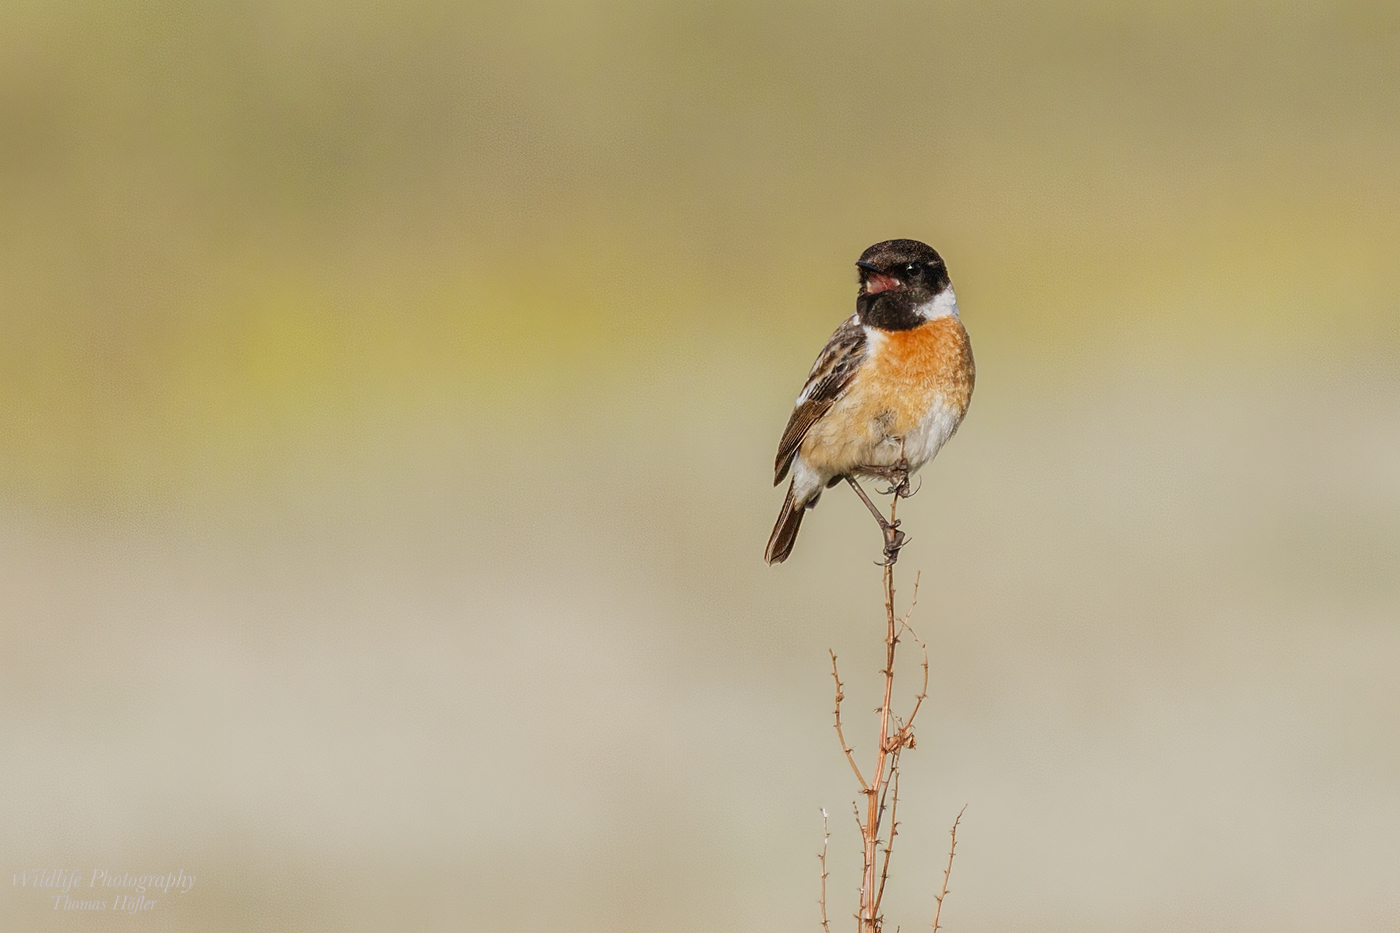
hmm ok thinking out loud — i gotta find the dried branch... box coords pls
[830,650,868,791]
[858,492,903,933]
[931,806,967,933]
[900,572,922,627]
[897,603,929,741]
[873,758,902,919]
[818,809,831,933]
[821,480,968,933]
[852,803,868,928]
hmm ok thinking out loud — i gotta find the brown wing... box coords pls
[773,316,868,485]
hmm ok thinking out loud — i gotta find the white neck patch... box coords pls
[915,287,959,321]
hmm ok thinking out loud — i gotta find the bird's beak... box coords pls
[857,261,900,294]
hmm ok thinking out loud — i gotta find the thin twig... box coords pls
[901,572,923,627]
[818,809,831,933]
[830,650,869,791]
[850,800,867,929]
[873,757,902,919]
[931,806,967,933]
[898,596,930,738]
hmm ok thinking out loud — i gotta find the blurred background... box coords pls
[3,1,1398,930]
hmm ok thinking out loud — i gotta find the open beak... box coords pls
[857,260,901,295]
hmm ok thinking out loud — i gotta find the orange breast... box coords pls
[798,317,974,474]
[865,316,974,434]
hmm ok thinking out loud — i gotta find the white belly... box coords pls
[897,398,964,471]
[790,395,964,502]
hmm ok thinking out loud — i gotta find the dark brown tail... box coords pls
[765,483,806,564]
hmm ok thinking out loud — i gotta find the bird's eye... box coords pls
[904,262,923,277]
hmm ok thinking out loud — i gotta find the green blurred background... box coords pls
[3,1,1398,930]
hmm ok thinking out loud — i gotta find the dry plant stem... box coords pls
[874,762,900,915]
[828,493,937,933]
[819,809,832,933]
[931,806,967,933]
[859,493,900,933]
[897,582,929,734]
[874,599,928,922]
[829,652,868,791]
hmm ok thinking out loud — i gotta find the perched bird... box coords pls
[765,239,975,564]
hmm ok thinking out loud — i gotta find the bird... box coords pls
[765,239,974,565]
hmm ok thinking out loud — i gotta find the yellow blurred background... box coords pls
[3,1,1398,930]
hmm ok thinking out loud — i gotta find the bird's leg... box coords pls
[845,475,887,525]
[844,476,907,565]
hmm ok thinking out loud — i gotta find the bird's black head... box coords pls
[855,239,953,330]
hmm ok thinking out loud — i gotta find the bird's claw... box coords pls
[878,476,914,498]
[877,460,916,498]
[875,526,908,566]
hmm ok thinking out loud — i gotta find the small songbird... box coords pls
[765,239,975,564]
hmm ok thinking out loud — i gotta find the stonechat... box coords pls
[765,239,975,564]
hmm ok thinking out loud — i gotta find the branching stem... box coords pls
[860,493,901,932]
[820,484,960,933]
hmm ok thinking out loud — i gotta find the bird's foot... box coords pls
[876,522,907,566]
[877,460,915,498]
